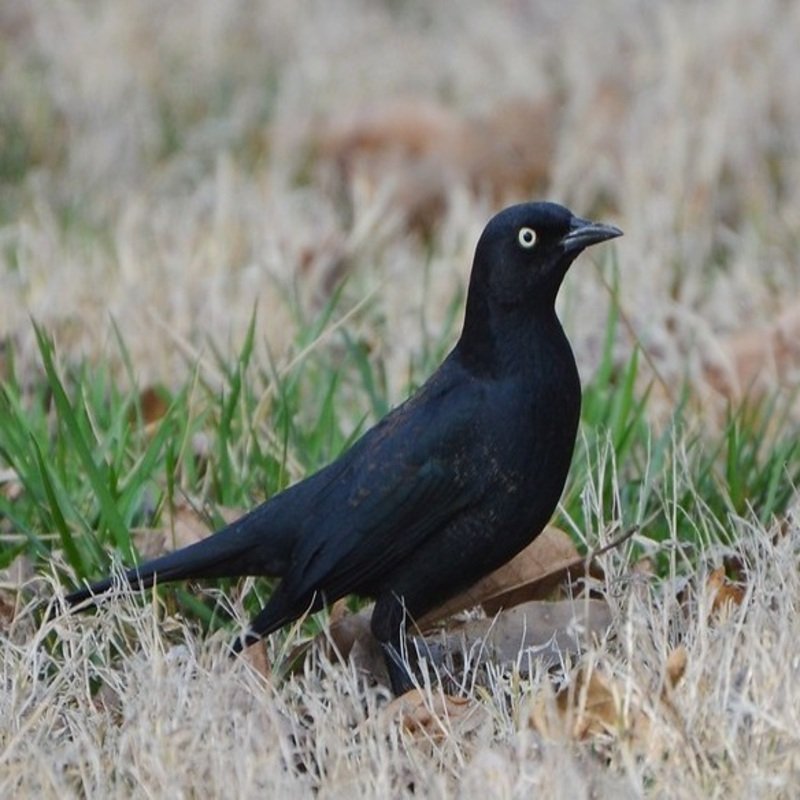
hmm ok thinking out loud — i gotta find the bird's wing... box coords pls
[281,380,480,603]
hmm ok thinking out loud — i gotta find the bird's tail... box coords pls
[63,502,294,608]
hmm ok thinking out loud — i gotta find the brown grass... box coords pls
[3,0,799,402]
[6,484,800,796]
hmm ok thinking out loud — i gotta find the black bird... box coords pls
[64,202,621,695]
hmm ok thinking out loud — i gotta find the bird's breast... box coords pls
[472,349,580,525]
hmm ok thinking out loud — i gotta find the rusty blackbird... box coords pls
[64,202,622,695]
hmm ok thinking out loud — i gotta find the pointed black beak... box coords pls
[560,217,623,254]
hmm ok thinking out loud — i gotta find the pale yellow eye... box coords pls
[518,227,537,249]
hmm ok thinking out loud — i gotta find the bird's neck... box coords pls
[456,301,572,380]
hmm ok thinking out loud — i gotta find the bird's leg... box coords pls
[381,641,415,696]
[372,592,416,696]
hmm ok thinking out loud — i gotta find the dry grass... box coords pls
[2,0,800,401]
[2,0,800,796]
[5,458,800,797]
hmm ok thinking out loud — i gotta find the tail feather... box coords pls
[64,502,295,608]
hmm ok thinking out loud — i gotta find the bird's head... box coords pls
[469,201,622,312]
[458,202,622,372]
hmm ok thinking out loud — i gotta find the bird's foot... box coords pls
[381,641,418,696]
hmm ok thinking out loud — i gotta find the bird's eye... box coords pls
[518,227,537,249]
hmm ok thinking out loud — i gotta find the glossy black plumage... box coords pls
[64,202,621,694]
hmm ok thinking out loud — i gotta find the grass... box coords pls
[3,0,800,796]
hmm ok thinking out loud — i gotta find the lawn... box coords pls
[2,1,800,796]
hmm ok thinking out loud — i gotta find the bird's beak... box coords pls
[560,217,623,254]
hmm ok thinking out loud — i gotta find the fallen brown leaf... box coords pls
[462,97,556,202]
[284,602,372,679]
[419,526,583,626]
[569,668,620,739]
[136,386,170,428]
[530,663,658,756]
[168,502,215,550]
[665,645,688,691]
[530,666,620,741]
[707,566,745,614]
[314,96,556,232]
[321,598,613,687]
[530,642,689,759]
[328,597,349,627]
[382,689,482,742]
[0,590,16,632]
[319,99,461,162]
[433,599,613,675]
[243,639,271,681]
[327,600,371,661]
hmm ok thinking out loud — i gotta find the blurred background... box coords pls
[2,0,799,413]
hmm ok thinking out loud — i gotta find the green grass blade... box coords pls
[33,322,134,560]
[32,436,87,578]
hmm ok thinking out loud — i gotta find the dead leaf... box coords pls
[283,603,374,680]
[530,663,656,752]
[319,99,460,161]
[328,597,349,626]
[432,599,613,675]
[569,668,620,739]
[530,666,619,741]
[243,639,271,681]
[707,566,745,614]
[420,527,583,626]
[665,645,688,690]
[314,96,556,233]
[462,97,555,202]
[348,619,389,685]
[382,689,482,742]
[135,386,170,428]
[482,528,587,616]
[0,591,16,632]
[168,502,214,549]
[320,598,612,687]
[327,600,371,661]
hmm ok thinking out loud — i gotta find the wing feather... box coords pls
[281,373,481,604]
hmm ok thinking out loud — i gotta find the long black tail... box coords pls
[64,501,295,607]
